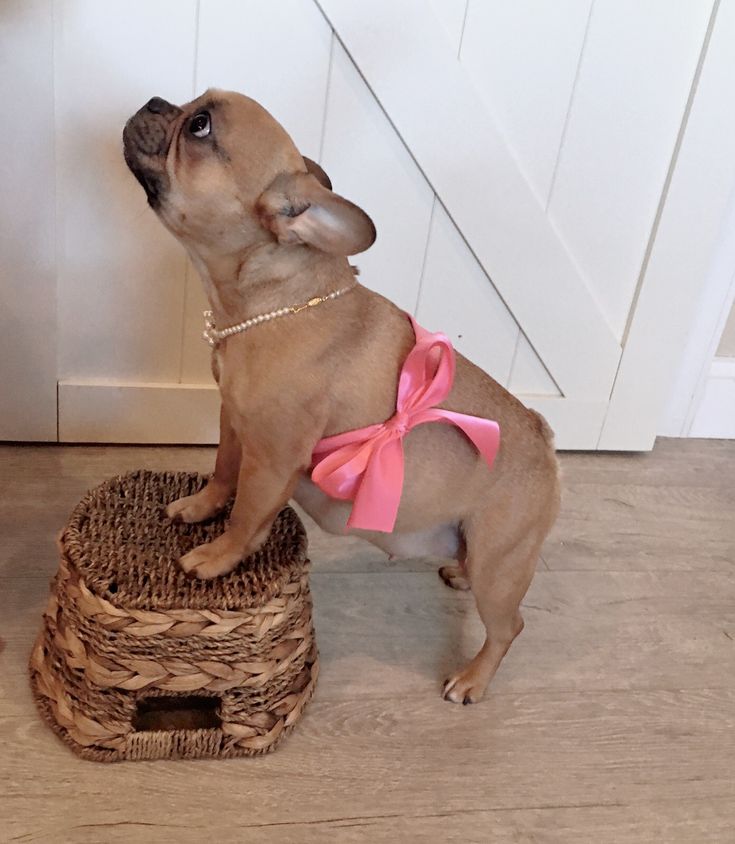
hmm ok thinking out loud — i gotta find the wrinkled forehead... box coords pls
[184,89,262,121]
[183,90,303,170]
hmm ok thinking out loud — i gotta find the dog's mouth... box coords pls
[123,97,183,208]
[123,144,165,208]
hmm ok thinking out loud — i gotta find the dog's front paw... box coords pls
[442,667,489,705]
[179,534,244,579]
[166,487,227,524]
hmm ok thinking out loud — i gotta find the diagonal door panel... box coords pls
[316,0,621,400]
[417,201,522,387]
[320,41,435,314]
[546,0,713,341]
[510,337,560,397]
[459,0,594,206]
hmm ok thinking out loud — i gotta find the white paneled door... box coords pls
[4,0,735,449]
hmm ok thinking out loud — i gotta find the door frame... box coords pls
[598,0,735,448]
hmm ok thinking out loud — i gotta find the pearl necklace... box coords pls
[202,284,356,348]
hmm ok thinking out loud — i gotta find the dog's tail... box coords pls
[529,409,556,447]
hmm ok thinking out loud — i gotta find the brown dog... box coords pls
[123,90,560,703]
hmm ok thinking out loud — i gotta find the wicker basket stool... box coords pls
[29,470,318,762]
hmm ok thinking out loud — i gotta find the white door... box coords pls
[5,0,735,449]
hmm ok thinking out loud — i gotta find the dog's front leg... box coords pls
[166,404,241,524]
[178,444,304,580]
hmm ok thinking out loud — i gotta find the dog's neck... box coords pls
[186,241,355,326]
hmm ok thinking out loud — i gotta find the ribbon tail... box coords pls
[346,437,405,533]
[419,409,501,470]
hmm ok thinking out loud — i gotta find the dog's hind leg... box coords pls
[442,521,543,704]
[166,403,241,523]
[438,524,470,590]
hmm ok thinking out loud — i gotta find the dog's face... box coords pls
[123,89,375,259]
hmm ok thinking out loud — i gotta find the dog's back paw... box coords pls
[438,565,470,591]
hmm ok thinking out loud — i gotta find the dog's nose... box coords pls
[146,97,172,114]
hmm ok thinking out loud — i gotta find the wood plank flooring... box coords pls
[1,439,733,843]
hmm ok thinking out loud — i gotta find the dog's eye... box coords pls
[189,112,211,138]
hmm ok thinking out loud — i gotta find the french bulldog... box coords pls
[123,90,560,703]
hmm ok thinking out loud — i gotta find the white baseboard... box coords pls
[58,381,220,444]
[688,357,735,438]
[58,380,609,449]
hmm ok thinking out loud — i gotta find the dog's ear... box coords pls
[256,171,376,256]
[302,157,332,190]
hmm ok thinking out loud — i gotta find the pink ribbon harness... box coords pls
[310,317,501,533]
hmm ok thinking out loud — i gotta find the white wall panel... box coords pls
[196,0,332,160]
[417,203,518,386]
[548,0,713,340]
[56,0,197,383]
[460,0,592,205]
[0,0,57,440]
[320,42,435,313]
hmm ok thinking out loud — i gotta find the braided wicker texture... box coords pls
[29,470,318,762]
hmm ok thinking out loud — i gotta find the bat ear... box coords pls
[256,171,376,257]
[302,156,332,190]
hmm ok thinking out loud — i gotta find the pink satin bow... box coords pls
[311,317,501,533]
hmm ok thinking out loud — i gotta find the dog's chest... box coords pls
[210,348,225,385]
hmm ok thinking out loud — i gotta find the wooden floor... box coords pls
[1,439,734,843]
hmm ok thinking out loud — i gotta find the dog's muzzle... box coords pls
[123,96,182,207]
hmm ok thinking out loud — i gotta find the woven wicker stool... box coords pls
[29,470,318,762]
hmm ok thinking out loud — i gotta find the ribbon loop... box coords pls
[311,317,500,532]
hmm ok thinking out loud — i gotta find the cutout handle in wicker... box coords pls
[29,470,318,762]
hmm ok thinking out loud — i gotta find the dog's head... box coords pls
[123,89,375,259]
